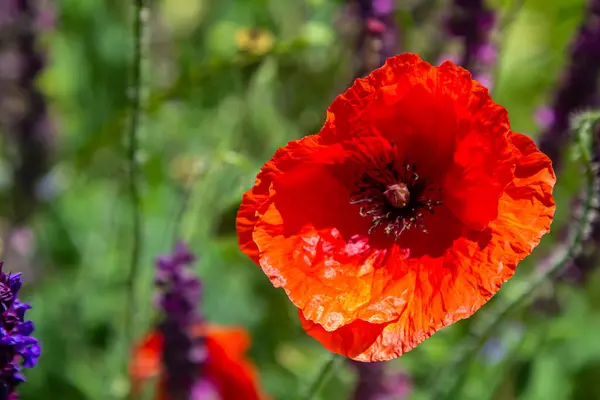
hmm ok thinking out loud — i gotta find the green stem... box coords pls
[429,111,600,399]
[124,0,145,349]
[490,0,526,98]
[301,354,342,400]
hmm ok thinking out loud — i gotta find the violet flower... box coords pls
[351,361,412,400]
[0,0,53,225]
[154,242,206,400]
[538,0,600,170]
[354,0,399,76]
[0,262,40,399]
[445,0,497,88]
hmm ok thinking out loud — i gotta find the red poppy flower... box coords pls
[236,53,555,361]
[130,324,268,400]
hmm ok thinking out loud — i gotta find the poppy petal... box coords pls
[297,131,555,361]
[205,326,268,400]
[298,311,389,359]
[204,324,251,359]
[129,326,268,400]
[237,136,321,263]
[321,53,425,144]
[130,331,163,386]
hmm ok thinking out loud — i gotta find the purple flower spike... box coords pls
[351,361,412,400]
[538,0,600,169]
[354,0,399,76]
[0,0,54,225]
[445,0,497,89]
[534,107,556,131]
[0,262,40,399]
[155,243,206,400]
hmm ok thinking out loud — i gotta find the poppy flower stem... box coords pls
[124,0,146,350]
[300,354,343,400]
[562,122,600,282]
[429,111,600,399]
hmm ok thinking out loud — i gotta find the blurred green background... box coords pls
[3,0,599,399]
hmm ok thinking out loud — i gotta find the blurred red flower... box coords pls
[130,324,268,400]
[236,53,556,361]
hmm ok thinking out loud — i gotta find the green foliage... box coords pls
[7,0,600,399]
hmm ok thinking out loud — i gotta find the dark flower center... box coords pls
[350,153,442,239]
[384,182,410,208]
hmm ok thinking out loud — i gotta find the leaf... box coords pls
[521,352,570,400]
